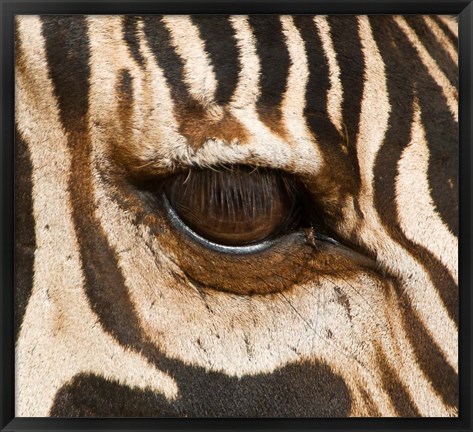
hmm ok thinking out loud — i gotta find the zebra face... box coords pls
[15,14,458,417]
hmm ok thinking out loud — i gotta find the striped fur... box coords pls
[15,15,458,417]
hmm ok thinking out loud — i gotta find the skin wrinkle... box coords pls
[15,14,458,417]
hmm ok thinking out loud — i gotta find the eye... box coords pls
[162,166,301,246]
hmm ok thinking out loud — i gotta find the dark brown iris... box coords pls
[164,166,298,246]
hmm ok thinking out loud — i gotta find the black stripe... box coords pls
[415,45,459,239]
[384,16,459,238]
[376,348,421,416]
[328,16,364,151]
[116,68,134,137]
[191,15,240,106]
[368,18,413,232]
[424,117,458,239]
[407,16,458,90]
[14,125,36,341]
[293,15,333,128]
[50,360,351,417]
[68,128,147,348]
[293,16,360,225]
[431,15,458,48]
[73,186,145,349]
[370,17,458,325]
[327,16,363,191]
[369,16,414,246]
[42,14,148,350]
[123,16,145,68]
[370,17,458,408]
[293,15,342,149]
[117,69,133,102]
[358,388,382,416]
[142,16,192,105]
[41,16,90,134]
[248,16,290,118]
[400,296,458,409]
[417,245,458,325]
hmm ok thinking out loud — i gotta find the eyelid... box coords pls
[162,192,283,255]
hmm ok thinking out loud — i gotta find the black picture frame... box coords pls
[1,1,472,431]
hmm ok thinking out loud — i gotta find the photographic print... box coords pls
[14,14,458,418]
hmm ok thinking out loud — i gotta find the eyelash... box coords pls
[159,165,328,252]
[161,192,283,255]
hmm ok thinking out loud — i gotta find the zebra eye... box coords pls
[162,166,301,247]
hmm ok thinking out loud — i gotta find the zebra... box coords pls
[15,14,458,417]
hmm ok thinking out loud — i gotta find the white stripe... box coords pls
[279,16,317,153]
[162,15,217,104]
[380,285,454,416]
[227,15,323,176]
[99,15,321,178]
[87,16,133,134]
[343,16,458,375]
[349,221,459,375]
[134,19,196,166]
[356,16,390,198]
[313,16,343,133]
[229,15,261,109]
[439,15,458,37]
[16,15,177,416]
[394,16,458,123]
[423,16,458,66]
[396,99,458,282]
[338,16,392,266]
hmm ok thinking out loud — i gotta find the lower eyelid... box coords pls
[159,189,373,296]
